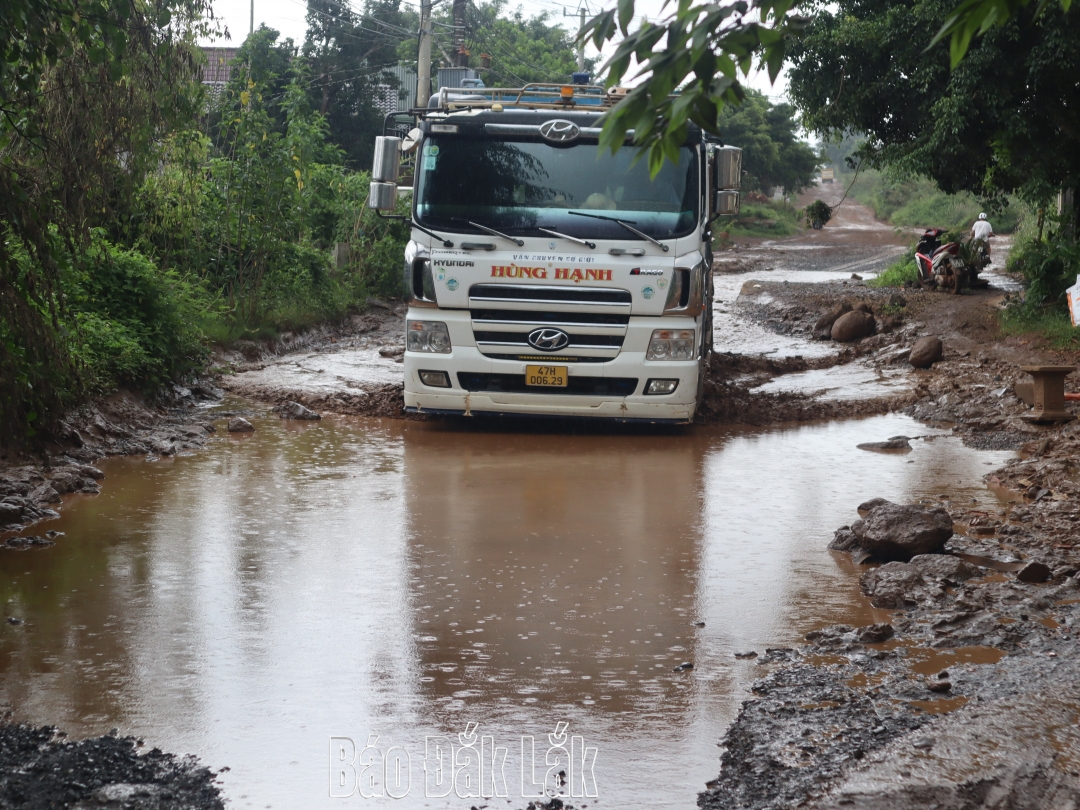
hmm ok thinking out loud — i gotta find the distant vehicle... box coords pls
[820,168,835,184]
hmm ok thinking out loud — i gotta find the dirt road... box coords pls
[3,191,1079,809]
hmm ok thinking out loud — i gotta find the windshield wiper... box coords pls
[538,228,595,249]
[375,211,453,247]
[451,218,524,247]
[567,211,670,252]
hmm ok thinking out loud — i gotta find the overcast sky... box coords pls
[200,0,790,100]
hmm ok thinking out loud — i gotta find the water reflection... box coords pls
[0,412,1013,809]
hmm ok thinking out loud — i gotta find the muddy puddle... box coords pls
[714,268,883,360]
[0,408,1014,808]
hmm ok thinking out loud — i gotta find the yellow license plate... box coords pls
[525,365,568,387]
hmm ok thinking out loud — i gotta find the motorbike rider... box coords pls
[971,212,994,257]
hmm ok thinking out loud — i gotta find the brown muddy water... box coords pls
[0,409,1014,808]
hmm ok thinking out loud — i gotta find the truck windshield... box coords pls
[415,137,699,241]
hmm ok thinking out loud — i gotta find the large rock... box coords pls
[828,526,859,552]
[831,310,876,342]
[227,417,255,433]
[279,401,321,421]
[28,483,62,505]
[813,302,852,340]
[851,500,954,561]
[1017,561,1051,583]
[860,562,925,608]
[909,336,944,368]
[909,554,980,583]
[0,502,22,524]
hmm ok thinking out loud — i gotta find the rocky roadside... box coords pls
[0,721,224,809]
[697,267,1080,808]
[215,304,408,419]
[0,386,225,543]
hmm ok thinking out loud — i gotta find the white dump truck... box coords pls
[368,83,741,423]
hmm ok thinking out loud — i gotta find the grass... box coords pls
[839,169,1026,233]
[999,307,1080,349]
[714,199,801,239]
[868,248,919,288]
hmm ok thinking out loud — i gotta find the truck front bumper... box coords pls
[404,311,701,423]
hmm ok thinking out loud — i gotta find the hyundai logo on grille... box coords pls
[539,120,580,143]
[527,327,570,351]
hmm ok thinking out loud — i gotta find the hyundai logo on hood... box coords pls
[527,327,570,351]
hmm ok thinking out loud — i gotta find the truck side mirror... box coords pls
[715,146,742,190]
[368,181,398,211]
[369,135,403,211]
[715,190,740,216]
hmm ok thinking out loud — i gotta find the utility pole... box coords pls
[417,0,432,107]
[452,0,466,66]
[564,2,588,73]
[249,0,254,35]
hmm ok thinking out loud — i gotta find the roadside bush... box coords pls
[65,232,209,391]
[869,248,918,287]
[1007,232,1080,311]
[845,170,1024,233]
[714,199,801,239]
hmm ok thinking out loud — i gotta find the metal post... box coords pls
[578,6,585,72]
[452,0,466,66]
[250,0,254,35]
[564,4,587,74]
[417,0,432,107]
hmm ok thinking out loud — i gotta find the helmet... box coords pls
[978,212,987,220]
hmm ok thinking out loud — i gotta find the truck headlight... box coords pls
[646,329,695,360]
[407,321,451,353]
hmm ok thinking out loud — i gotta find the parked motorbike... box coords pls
[914,228,988,294]
[916,241,968,295]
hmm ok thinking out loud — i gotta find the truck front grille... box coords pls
[457,373,639,397]
[468,284,631,361]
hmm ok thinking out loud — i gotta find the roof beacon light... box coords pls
[560,85,574,100]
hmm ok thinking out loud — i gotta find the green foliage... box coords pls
[303,0,411,170]
[583,0,807,177]
[999,308,1080,348]
[65,232,208,390]
[714,198,801,238]
[140,67,409,337]
[0,0,215,447]
[788,1,1080,209]
[843,170,1024,232]
[1007,228,1080,311]
[868,248,919,288]
[804,199,833,229]
[718,90,819,195]
[932,0,1073,66]
[460,1,598,86]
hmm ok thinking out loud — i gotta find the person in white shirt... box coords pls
[971,212,994,256]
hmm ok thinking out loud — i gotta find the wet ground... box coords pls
[0,408,1014,808]
[5,184,1071,809]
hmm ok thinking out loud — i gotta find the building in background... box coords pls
[200,47,239,102]
[374,65,417,114]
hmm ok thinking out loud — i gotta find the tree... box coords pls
[303,0,413,169]
[578,0,1072,177]
[460,1,597,86]
[719,90,819,194]
[786,0,1080,208]
[0,0,212,446]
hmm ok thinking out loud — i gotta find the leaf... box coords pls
[618,0,636,35]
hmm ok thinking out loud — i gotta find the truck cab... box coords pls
[368,83,741,423]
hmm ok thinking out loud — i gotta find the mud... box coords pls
[4,182,1079,808]
[0,722,223,809]
[218,308,410,419]
[695,185,1080,809]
